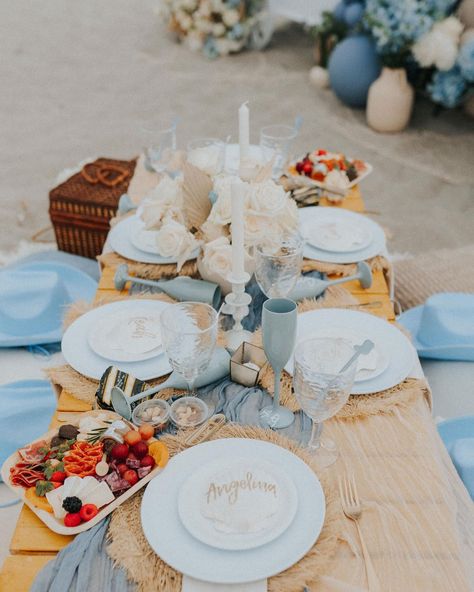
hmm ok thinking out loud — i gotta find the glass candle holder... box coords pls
[230,342,268,387]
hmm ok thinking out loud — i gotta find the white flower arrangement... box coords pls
[413,16,464,72]
[160,0,266,58]
[138,167,298,286]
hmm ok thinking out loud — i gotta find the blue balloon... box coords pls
[344,3,364,27]
[333,1,346,22]
[328,35,381,108]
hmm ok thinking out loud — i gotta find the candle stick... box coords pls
[239,101,250,164]
[231,179,245,280]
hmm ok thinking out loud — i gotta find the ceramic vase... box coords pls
[328,35,381,108]
[367,67,414,133]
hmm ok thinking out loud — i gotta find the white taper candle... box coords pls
[239,101,250,163]
[231,179,245,280]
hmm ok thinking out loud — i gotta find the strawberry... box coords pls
[64,513,82,527]
[50,471,66,483]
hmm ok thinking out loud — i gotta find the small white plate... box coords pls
[303,217,372,253]
[178,457,298,551]
[312,327,388,383]
[285,308,416,395]
[109,215,200,265]
[298,208,386,264]
[141,438,325,585]
[87,312,162,363]
[62,300,171,380]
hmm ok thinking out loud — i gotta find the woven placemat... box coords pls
[302,254,391,281]
[97,252,199,280]
[106,423,341,592]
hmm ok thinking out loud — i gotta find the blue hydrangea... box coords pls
[363,0,456,55]
[428,66,467,108]
[228,23,244,40]
[457,40,474,83]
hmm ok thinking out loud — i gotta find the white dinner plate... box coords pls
[303,216,373,253]
[62,300,172,380]
[141,438,325,584]
[177,457,298,551]
[314,326,388,383]
[87,312,162,363]
[284,308,416,395]
[109,215,200,265]
[298,208,386,264]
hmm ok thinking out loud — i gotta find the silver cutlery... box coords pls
[339,474,381,592]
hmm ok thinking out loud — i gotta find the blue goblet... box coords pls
[259,298,297,429]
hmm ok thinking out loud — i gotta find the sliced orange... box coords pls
[148,441,169,468]
[25,487,53,513]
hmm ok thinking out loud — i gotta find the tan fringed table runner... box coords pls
[106,424,341,592]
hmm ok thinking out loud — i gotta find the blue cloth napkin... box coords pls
[0,380,57,477]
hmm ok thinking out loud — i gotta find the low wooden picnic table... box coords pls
[1,185,432,591]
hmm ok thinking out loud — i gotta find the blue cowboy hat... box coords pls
[438,416,474,499]
[398,293,474,362]
[0,261,97,347]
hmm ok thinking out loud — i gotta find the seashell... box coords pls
[182,161,213,231]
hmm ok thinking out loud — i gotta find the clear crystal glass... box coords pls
[260,124,298,176]
[187,137,225,176]
[293,338,357,468]
[160,302,218,394]
[142,124,177,173]
[254,233,303,298]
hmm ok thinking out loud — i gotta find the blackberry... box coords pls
[62,496,82,513]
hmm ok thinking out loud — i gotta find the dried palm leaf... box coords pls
[182,161,213,232]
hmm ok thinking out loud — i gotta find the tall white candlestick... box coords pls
[231,179,245,280]
[239,101,250,164]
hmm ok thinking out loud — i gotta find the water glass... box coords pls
[260,124,298,176]
[142,123,177,173]
[254,234,304,298]
[293,338,357,468]
[160,302,218,394]
[187,138,225,176]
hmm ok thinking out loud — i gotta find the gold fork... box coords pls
[339,474,381,592]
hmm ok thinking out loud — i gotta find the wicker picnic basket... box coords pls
[49,157,136,259]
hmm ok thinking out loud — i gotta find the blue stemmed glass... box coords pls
[259,298,297,429]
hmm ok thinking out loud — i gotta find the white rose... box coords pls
[195,18,213,33]
[197,0,211,17]
[182,0,197,10]
[201,218,228,241]
[245,179,288,215]
[187,144,223,175]
[222,9,240,27]
[201,236,233,280]
[324,169,349,203]
[186,32,204,52]
[413,17,463,71]
[212,22,226,37]
[242,213,274,246]
[141,201,184,230]
[207,174,239,226]
[437,16,464,42]
[155,219,200,270]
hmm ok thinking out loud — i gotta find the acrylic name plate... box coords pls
[177,457,298,551]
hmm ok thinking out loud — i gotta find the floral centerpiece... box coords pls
[362,0,474,109]
[159,0,267,58]
[139,161,298,292]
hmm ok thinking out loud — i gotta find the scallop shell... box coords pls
[182,162,213,231]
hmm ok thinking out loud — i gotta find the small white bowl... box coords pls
[170,397,209,429]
